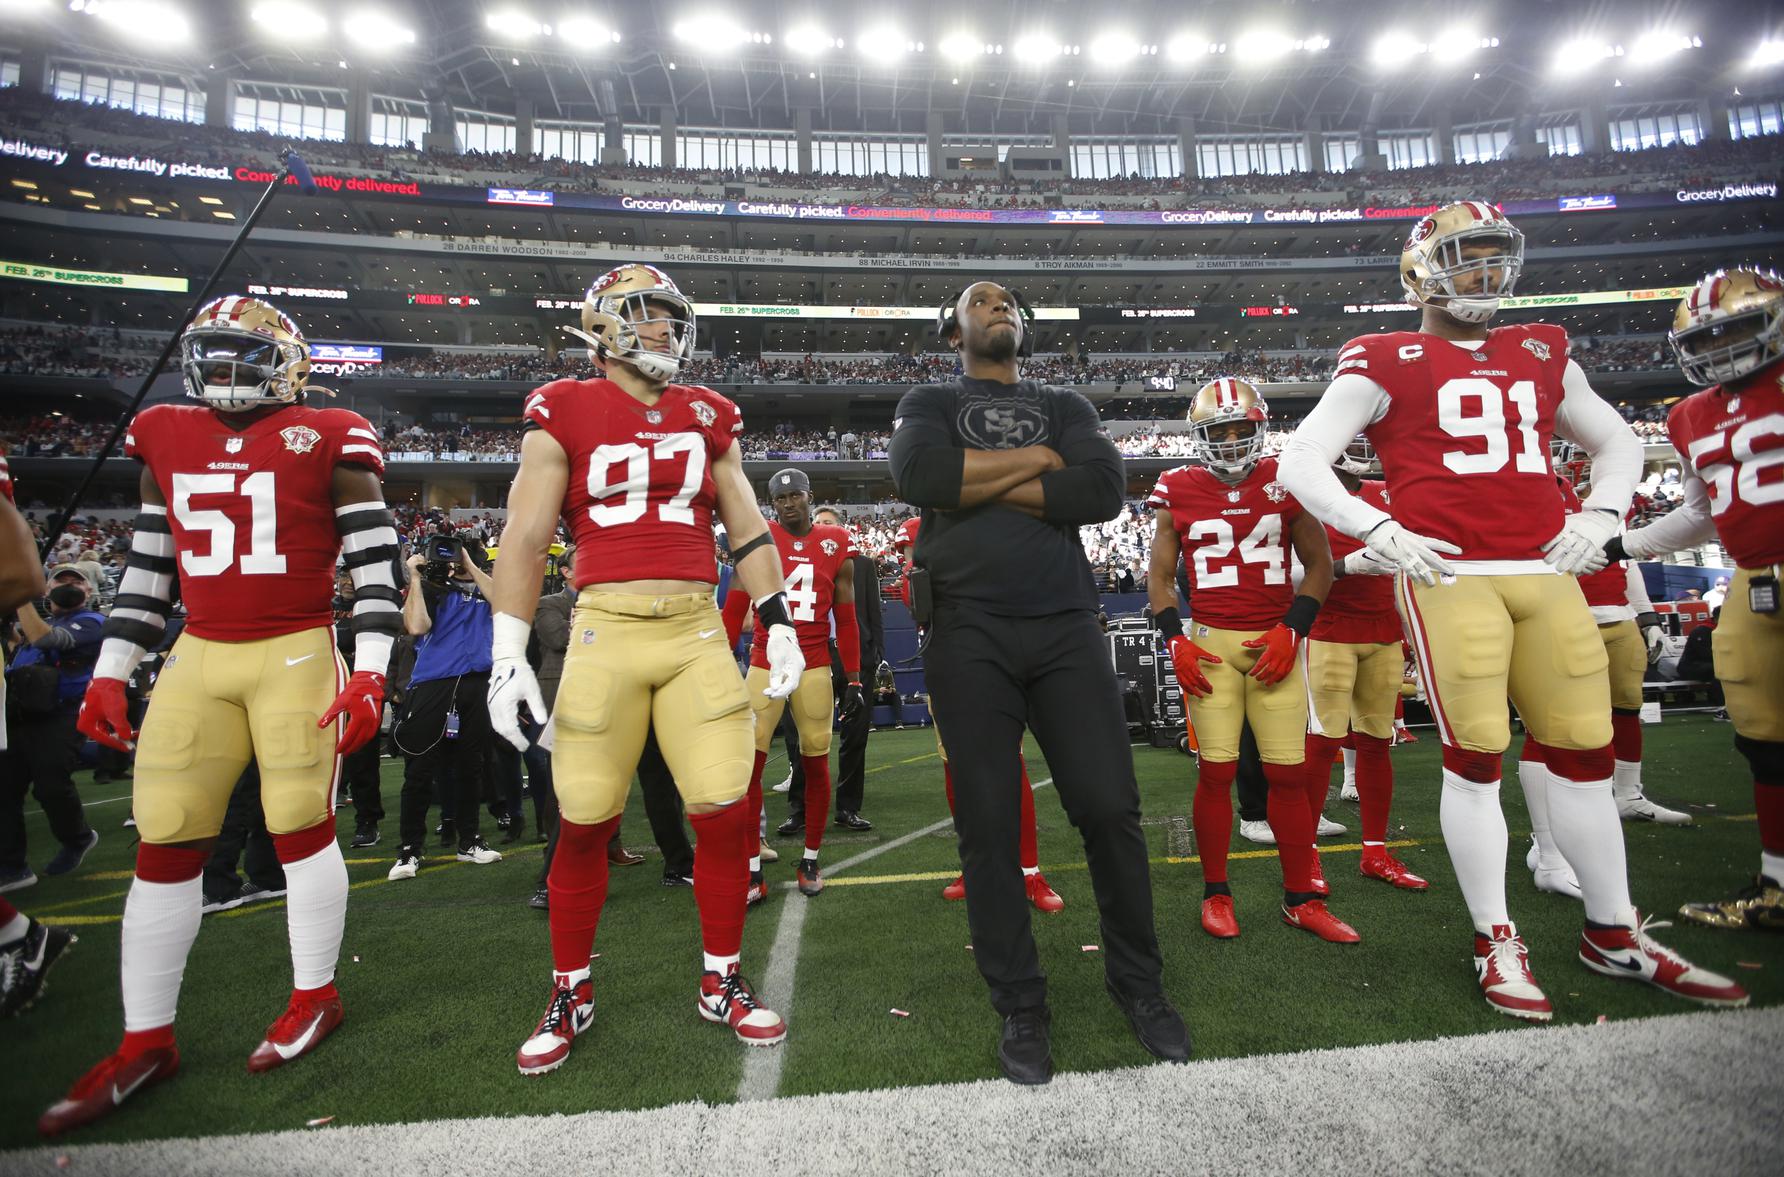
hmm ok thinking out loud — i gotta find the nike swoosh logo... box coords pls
[271,1011,325,1059]
[572,1005,595,1033]
[1593,951,1645,972]
[285,654,316,667]
[698,629,720,640]
[22,935,46,970]
[111,1064,160,1105]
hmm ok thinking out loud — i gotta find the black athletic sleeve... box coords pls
[888,384,964,509]
[1037,389,1126,526]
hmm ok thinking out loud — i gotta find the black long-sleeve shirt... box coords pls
[887,376,1124,616]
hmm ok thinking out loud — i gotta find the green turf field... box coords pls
[3,713,1778,1151]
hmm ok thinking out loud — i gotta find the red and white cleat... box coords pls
[1360,847,1429,891]
[1392,725,1419,745]
[942,874,966,902]
[746,872,768,907]
[1308,853,1330,898]
[248,989,342,1073]
[1026,872,1064,913]
[1473,924,1552,1022]
[516,977,595,1075]
[1579,911,1750,1008]
[698,965,785,1046]
[39,1045,179,1137]
[1282,899,1360,943]
[1201,894,1240,939]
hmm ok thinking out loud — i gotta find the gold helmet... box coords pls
[179,295,311,411]
[563,263,696,382]
[1188,377,1270,476]
[1400,200,1524,324]
[1334,434,1378,476]
[1670,267,1784,387]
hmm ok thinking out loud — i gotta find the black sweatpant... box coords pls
[0,705,92,871]
[1236,723,1268,824]
[203,762,285,896]
[394,673,489,853]
[537,727,693,886]
[343,718,384,827]
[924,604,1165,1016]
[785,655,870,819]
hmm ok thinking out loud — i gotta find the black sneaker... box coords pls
[238,882,287,907]
[436,820,456,847]
[42,830,99,878]
[834,811,873,832]
[1105,979,1192,1062]
[201,884,245,915]
[1,920,76,1017]
[998,1007,1054,1085]
[350,826,380,849]
[528,886,549,910]
[776,816,803,836]
[662,872,694,888]
[500,813,526,845]
[0,865,37,894]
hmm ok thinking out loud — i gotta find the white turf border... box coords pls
[13,1007,1779,1176]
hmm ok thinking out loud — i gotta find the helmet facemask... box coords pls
[1334,434,1377,476]
[180,329,304,411]
[1671,307,1784,387]
[1407,228,1524,324]
[569,289,697,383]
[1196,416,1268,478]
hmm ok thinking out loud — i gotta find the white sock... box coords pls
[1342,748,1357,790]
[282,839,348,990]
[1761,851,1784,886]
[1546,773,1632,926]
[121,875,203,1032]
[748,854,761,873]
[803,849,819,863]
[1022,865,1038,877]
[1516,757,1568,871]
[703,952,739,975]
[1612,760,1643,803]
[554,965,590,988]
[0,911,29,945]
[1440,770,1511,935]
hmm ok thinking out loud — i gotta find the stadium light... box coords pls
[1166,32,1218,62]
[343,11,416,50]
[1370,30,1423,68]
[938,30,985,61]
[486,10,545,39]
[82,0,191,44]
[1013,34,1063,63]
[0,0,53,15]
[251,1,326,38]
[1430,27,1492,62]
[1753,39,1784,67]
[673,13,750,51]
[1089,32,1141,64]
[784,24,840,56]
[557,16,619,46]
[856,25,918,60]
[1629,30,1700,64]
[1233,29,1295,62]
[1552,37,1619,75]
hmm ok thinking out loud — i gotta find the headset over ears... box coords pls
[936,284,1036,359]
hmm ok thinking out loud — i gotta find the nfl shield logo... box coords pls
[793,542,804,552]
[225,437,244,453]
[1227,490,1242,503]
[646,410,663,424]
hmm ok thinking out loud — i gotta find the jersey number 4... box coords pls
[1186,515,1286,589]
[171,472,285,577]
[586,434,706,526]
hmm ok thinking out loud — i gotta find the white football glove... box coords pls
[1363,520,1462,587]
[1542,509,1620,576]
[1340,548,1397,578]
[1638,613,1666,666]
[763,623,803,699]
[488,612,548,752]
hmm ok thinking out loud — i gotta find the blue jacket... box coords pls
[11,609,106,703]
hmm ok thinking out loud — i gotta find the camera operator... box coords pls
[2,566,103,888]
[387,535,502,879]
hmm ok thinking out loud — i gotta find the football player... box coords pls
[488,264,801,1076]
[895,515,1063,911]
[44,297,401,1136]
[1607,267,1784,932]
[1147,379,1356,943]
[1279,202,1746,1019]
[720,467,860,900]
[1302,436,1428,891]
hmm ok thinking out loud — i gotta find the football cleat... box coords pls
[1579,912,1750,1007]
[746,872,768,906]
[758,840,779,864]
[1360,847,1429,891]
[697,966,785,1046]
[1025,872,1064,913]
[1308,854,1330,898]
[1473,925,1552,1021]
[1678,875,1784,932]
[39,1045,179,1137]
[1282,899,1360,944]
[1392,726,1419,745]
[942,874,966,902]
[1237,819,1276,846]
[1617,794,1692,825]
[517,978,595,1075]
[248,989,343,1073]
[795,859,822,896]
[1,920,76,1017]
[1201,894,1240,939]
[1526,840,1582,900]
[1339,780,1360,802]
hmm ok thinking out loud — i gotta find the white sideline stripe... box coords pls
[736,776,1054,1103]
[20,1007,1780,1176]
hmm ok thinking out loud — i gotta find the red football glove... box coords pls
[1167,635,1222,698]
[319,671,387,756]
[1242,624,1301,686]
[77,677,136,752]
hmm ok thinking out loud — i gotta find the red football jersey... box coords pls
[0,452,12,505]
[895,515,920,554]
[1557,478,1630,608]
[124,402,384,641]
[1341,323,1573,563]
[524,378,743,587]
[1314,480,1401,644]
[748,519,855,669]
[1665,360,1784,568]
[1148,455,1300,632]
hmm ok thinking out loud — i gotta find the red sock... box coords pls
[1611,711,1642,762]
[1756,782,1784,856]
[1266,762,1316,893]
[1354,734,1394,844]
[1303,733,1343,829]
[689,799,752,958]
[121,1026,176,1057]
[547,816,619,975]
[0,897,17,924]
[1017,754,1039,870]
[272,820,335,864]
[1193,759,1238,884]
[747,750,767,846]
[943,760,954,816]
[135,842,206,883]
[800,754,831,854]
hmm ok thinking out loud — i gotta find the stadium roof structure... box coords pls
[8,0,1781,134]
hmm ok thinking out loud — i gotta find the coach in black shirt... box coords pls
[888,281,1188,1085]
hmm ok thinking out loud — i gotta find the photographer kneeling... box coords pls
[388,535,501,880]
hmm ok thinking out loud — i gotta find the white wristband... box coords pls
[491,611,532,662]
[94,637,148,683]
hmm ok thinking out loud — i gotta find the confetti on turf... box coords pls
[890,1008,911,1018]
[306,1116,335,1128]
[1595,1015,1608,1024]
[1737,962,1762,970]
[1082,945,1099,952]
[352,956,360,963]
[54,1157,69,1169]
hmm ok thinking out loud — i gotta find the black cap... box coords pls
[769,468,810,497]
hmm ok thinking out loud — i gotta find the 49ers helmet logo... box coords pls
[281,425,322,454]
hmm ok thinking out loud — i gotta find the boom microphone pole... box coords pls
[34,147,320,561]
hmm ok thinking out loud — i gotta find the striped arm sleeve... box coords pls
[95,505,175,680]
[337,498,402,676]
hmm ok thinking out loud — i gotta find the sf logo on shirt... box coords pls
[958,399,1047,450]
